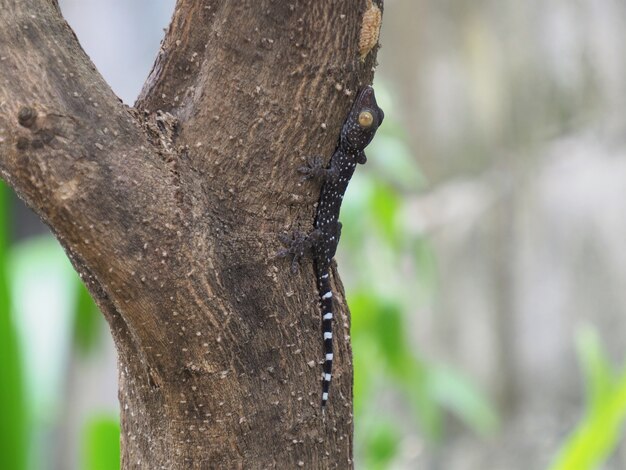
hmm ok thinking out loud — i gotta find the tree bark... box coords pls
[0,0,382,467]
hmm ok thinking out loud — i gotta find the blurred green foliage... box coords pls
[82,414,121,470]
[0,181,28,470]
[0,181,119,469]
[364,420,401,470]
[549,327,626,470]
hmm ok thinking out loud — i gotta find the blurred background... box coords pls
[2,0,626,469]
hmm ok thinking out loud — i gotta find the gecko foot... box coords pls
[298,156,337,183]
[298,155,325,181]
[277,229,322,274]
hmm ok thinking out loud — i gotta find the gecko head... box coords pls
[341,86,384,151]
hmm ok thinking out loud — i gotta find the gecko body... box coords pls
[280,86,384,407]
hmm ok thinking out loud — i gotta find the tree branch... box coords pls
[0,0,383,467]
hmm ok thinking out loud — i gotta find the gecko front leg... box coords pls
[298,155,339,183]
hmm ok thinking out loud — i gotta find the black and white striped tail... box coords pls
[318,269,334,407]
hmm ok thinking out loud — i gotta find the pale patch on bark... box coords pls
[359,0,382,60]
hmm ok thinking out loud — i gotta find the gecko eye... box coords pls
[358,111,374,128]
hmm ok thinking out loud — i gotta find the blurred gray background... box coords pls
[377,1,626,468]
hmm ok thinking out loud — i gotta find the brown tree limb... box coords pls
[0,0,382,467]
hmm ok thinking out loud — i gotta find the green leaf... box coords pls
[549,328,626,470]
[369,182,401,245]
[355,293,444,439]
[82,414,121,470]
[349,291,377,335]
[0,181,28,470]
[365,421,400,470]
[549,375,626,470]
[374,303,409,373]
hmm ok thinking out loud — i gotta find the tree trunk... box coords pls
[0,0,382,467]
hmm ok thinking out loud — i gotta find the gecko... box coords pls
[279,86,384,408]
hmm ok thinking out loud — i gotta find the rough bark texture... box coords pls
[0,0,381,468]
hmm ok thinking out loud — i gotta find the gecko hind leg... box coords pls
[277,229,322,274]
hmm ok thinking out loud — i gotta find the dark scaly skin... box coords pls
[279,86,384,408]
